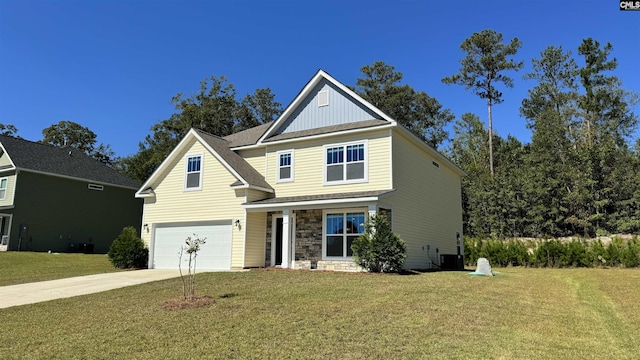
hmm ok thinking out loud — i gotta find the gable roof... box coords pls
[0,135,140,189]
[136,128,273,197]
[257,69,396,144]
[194,129,272,191]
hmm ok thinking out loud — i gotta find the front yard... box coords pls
[1,267,639,359]
[0,252,119,286]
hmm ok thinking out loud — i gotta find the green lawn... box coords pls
[1,268,639,359]
[0,252,120,286]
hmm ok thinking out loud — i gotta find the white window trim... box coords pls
[0,177,7,200]
[276,150,294,183]
[323,140,368,185]
[184,153,203,191]
[322,208,367,260]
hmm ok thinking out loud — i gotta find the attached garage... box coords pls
[151,221,233,270]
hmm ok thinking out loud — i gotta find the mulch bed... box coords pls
[161,295,216,310]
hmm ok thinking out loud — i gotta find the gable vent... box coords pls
[88,184,104,191]
[318,90,329,107]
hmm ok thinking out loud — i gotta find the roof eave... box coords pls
[230,183,274,193]
[16,168,140,190]
[242,190,395,212]
[0,165,17,173]
[231,123,395,150]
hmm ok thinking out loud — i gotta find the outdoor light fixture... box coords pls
[143,224,149,232]
[234,219,241,228]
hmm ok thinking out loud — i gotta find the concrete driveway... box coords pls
[0,270,181,309]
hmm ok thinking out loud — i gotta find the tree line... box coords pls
[2,29,637,238]
[448,36,639,238]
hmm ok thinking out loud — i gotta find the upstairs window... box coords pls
[0,178,6,200]
[325,142,367,184]
[277,150,294,182]
[185,155,202,190]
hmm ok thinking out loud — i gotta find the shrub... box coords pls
[108,226,148,269]
[623,236,640,268]
[351,215,406,273]
[455,235,640,269]
[507,240,530,267]
[606,237,626,267]
[587,239,606,267]
[532,239,564,267]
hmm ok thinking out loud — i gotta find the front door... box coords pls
[275,218,283,266]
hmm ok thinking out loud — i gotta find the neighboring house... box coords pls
[0,135,143,253]
[136,70,464,271]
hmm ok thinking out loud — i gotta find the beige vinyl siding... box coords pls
[237,148,266,177]
[243,188,268,267]
[266,129,391,197]
[387,128,463,269]
[0,153,12,167]
[141,140,247,268]
[0,173,16,207]
[244,211,266,267]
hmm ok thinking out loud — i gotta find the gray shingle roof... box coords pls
[223,122,273,147]
[223,119,389,147]
[194,129,273,191]
[0,135,140,189]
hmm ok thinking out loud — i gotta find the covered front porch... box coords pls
[242,190,394,272]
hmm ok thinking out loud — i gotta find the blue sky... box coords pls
[1,0,638,157]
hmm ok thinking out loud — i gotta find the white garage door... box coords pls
[153,222,232,270]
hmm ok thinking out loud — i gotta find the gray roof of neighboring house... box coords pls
[0,134,141,189]
[244,189,395,206]
[194,129,273,191]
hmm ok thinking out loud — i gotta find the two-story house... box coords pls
[136,70,464,271]
[0,135,143,253]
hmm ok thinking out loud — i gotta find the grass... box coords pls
[1,268,639,359]
[0,252,120,286]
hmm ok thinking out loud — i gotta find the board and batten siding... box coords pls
[275,79,380,135]
[387,128,463,269]
[141,139,247,268]
[265,129,392,197]
[0,173,16,207]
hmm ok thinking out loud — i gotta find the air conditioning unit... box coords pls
[440,254,464,270]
